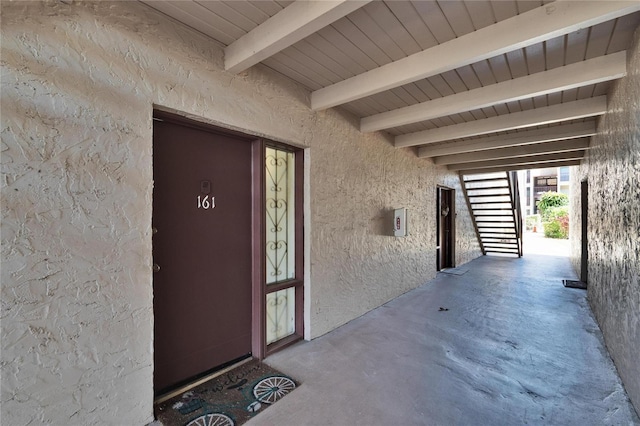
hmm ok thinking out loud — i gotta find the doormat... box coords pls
[563,279,587,289]
[155,360,297,426]
[439,266,469,276]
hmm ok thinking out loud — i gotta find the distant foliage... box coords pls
[539,194,570,239]
[525,214,540,231]
[537,192,569,221]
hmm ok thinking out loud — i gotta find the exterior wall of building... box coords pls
[570,28,640,414]
[0,2,481,425]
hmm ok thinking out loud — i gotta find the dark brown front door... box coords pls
[581,180,588,283]
[153,115,253,394]
[437,187,455,270]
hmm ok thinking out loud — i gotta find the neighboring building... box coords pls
[518,166,571,216]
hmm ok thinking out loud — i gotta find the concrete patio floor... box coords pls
[248,235,639,426]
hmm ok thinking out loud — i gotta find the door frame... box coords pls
[253,140,305,359]
[152,110,304,366]
[436,186,456,271]
[580,179,588,283]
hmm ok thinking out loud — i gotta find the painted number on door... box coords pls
[197,195,216,210]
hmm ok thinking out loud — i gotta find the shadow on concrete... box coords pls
[251,240,639,426]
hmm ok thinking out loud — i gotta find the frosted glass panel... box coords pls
[266,288,295,345]
[265,147,295,284]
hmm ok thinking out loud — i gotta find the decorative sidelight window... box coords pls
[264,146,302,348]
[265,147,295,285]
[266,287,295,345]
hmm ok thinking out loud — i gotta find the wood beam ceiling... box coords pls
[458,160,582,175]
[418,121,597,158]
[360,52,626,132]
[395,97,607,148]
[225,1,370,73]
[448,150,586,171]
[143,0,639,172]
[310,1,640,110]
[434,137,591,166]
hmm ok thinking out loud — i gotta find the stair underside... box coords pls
[463,173,521,257]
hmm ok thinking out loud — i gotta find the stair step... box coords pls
[470,201,512,205]
[472,207,513,211]
[463,172,521,257]
[485,250,520,255]
[482,237,518,241]
[468,194,511,198]
[466,185,510,191]
[463,177,508,183]
[486,247,518,252]
[478,226,515,230]
[478,219,516,223]
[479,231,517,235]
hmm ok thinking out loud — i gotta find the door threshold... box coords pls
[154,357,254,405]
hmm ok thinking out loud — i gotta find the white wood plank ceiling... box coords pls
[140,0,640,173]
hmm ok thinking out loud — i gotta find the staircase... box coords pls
[461,171,523,257]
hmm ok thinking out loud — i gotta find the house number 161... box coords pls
[197,195,215,210]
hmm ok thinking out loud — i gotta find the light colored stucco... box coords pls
[256,242,640,426]
[0,2,481,425]
[570,28,640,414]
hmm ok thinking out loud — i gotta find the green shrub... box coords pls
[537,192,568,221]
[547,205,569,220]
[543,205,569,239]
[543,221,560,238]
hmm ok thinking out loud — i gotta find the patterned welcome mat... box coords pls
[155,360,297,426]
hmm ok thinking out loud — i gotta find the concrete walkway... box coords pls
[249,236,639,425]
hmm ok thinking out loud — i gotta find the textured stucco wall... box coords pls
[1,2,481,424]
[570,28,640,413]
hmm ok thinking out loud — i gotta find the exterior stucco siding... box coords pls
[0,2,481,425]
[570,28,640,414]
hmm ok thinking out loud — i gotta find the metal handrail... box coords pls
[508,171,523,257]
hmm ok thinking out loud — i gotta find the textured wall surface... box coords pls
[570,28,640,413]
[0,2,481,425]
